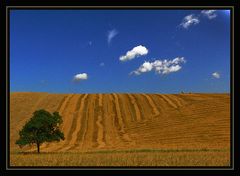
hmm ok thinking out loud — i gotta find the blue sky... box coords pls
[10,10,230,93]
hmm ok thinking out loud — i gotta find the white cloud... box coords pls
[134,61,153,75]
[107,29,118,44]
[119,45,148,62]
[201,10,217,19]
[179,10,217,29]
[212,72,220,79]
[131,57,186,75]
[73,73,88,81]
[100,62,105,67]
[180,14,200,29]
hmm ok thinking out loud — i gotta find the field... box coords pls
[10,92,230,166]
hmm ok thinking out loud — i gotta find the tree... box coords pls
[16,109,65,153]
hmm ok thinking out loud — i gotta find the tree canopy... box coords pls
[16,109,65,153]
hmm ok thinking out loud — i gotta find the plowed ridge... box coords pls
[112,93,132,143]
[67,94,88,150]
[127,94,142,122]
[96,94,106,148]
[143,94,160,117]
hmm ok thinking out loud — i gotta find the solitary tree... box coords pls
[16,109,65,153]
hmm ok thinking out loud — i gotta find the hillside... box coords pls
[10,93,230,153]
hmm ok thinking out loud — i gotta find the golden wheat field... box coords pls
[10,92,230,166]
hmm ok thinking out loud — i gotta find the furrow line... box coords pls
[83,94,96,149]
[167,94,185,107]
[59,94,75,115]
[115,94,127,127]
[123,94,137,122]
[55,95,68,112]
[102,94,118,148]
[96,94,106,148]
[44,94,76,152]
[72,94,90,150]
[159,94,178,109]
[92,95,99,148]
[127,94,142,122]
[41,95,67,149]
[58,94,83,151]
[65,94,88,151]
[131,94,145,121]
[112,93,132,143]
[143,94,160,116]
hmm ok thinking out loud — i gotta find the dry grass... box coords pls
[10,149,230,166]
[10,93,230,166]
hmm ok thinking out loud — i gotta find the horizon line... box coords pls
[10,91,230,94]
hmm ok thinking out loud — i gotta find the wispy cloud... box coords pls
[179,10,218,29]
[119,45,148,62]
[73,73,88,82]
[99,62,105,67]
[107,29,118,44]
[212,72,220,79]
[131,57,186,75]
[201,10,217,19]
[179,14,200,29]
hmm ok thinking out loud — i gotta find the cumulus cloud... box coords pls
[180,14,200,29]
[73,73,88,81]
[119,45,148,62]
[201,10,217,19]
[212,72,220,79]
[107,29,118,44]
[131,57,186,75]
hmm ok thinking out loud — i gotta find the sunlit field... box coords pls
[10,93,230,166]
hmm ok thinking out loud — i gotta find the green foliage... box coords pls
[16,109,65,153]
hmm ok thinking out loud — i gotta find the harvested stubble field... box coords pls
[10,92,230,166]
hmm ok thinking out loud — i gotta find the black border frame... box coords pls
[1,0,239,175]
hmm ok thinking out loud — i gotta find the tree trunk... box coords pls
[37,142,40,153]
